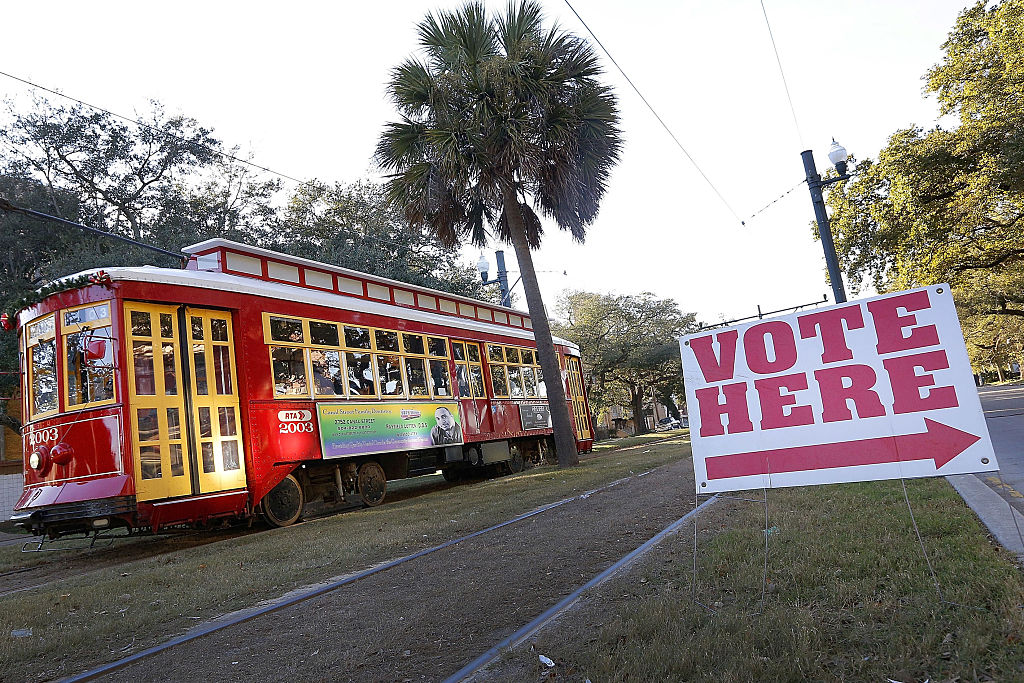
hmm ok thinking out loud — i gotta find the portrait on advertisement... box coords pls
[430,406,463,445]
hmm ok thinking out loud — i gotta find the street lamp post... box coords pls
[802,139,851,304]
[477,250,511,307]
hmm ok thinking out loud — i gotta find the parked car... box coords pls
[657,417,681,430]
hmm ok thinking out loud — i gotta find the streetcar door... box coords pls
[184,308,247,494]
[125,303,192,501]
[565,356,592,440]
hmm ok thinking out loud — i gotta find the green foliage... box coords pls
[826,0,1024,316]
[279,180,497,301]
[553,291,697,431]
[375,0,622,250]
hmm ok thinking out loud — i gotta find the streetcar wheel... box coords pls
[507,446,525,474]
[261,474,304,527]
[441,467,461,482]
[357,461,387,507]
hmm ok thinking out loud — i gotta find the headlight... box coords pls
[29,451,41,469]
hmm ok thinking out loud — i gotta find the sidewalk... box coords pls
[947,474,1024,562]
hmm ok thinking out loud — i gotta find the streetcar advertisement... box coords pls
[317,401,464,458]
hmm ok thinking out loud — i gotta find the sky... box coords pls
[0,0,974,324]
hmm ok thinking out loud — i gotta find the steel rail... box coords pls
[447,494,720,683]
[61,465,669,682]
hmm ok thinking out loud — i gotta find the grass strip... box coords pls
[0,439,690,681]
[591,428,689,453]
[495,478,1024,682]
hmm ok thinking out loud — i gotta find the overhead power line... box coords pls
[560,0,745,226]
[759,1,804,148]
[0,70,304,184]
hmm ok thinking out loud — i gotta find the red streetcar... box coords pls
[10,239,594,538]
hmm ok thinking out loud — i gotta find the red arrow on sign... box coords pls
[705,419,980,481]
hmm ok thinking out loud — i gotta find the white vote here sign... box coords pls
[680,285,997,494]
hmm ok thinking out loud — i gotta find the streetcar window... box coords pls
[522,366,538,397]
[402,333,425,355]
[27,314,58,417]
[344,326,372,349]
[427,337,448,358]
[521,349,534,365]
[162,343,178,396]
[405,358,430,396]
[311,349,345,396]
[198,407,212,438]
[429,359,451,397]
[455,364,470,397]
[211,319,229,342]
[536,367,547,397]
[202,443,216,473]
[222,441,241,471]
[64,303,109,327]
[133,341,156,395]
[375,329,400,352]
[191,316,205,340]
[131,310,152,336]
[346,352,376,396]
[505,347,521,364]
[269,316,304,343]
[137,408,159,442]
[507,365,525,398]
[140,445,161,479]
[272,346,308,396]
[160,313,174,338]
[467,344,481,363]
[65,326,115,408]
[192,343,209,395]
[490,365,509,397]
[470,365,485,397]
[167,407,181,439]
[487,344,504,363]
[212,346,233,395]
[377,354,404,396]
[27,316,55,340]
[218,406,238,436]
[169,443,184,477]
[310,321,340,347]
[451,342,466,361]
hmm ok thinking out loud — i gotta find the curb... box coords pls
[947,473,1024,562]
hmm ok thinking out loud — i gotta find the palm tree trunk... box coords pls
[502,185,579,467]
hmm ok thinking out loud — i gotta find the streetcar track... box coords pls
[63,460,686,682]
[451,494,720,683]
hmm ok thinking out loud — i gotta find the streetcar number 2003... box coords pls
[279,422,315,434]
[27,428,59,446]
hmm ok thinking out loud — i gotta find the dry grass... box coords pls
[489,478,1024,682]
[0,438,689,681]
[591,429,689,453]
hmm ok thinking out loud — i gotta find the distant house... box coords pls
[1,388,23,523]
[595,390,684,438]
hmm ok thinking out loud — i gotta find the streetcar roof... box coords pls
[28,265,581,354]
[183,238,528,317]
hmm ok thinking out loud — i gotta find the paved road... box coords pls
[977,385,1024,516]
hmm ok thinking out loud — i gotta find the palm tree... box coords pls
[376,1,622,467]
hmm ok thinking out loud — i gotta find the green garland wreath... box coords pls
[1,274,100,327]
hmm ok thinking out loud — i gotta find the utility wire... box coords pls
[0,70,304,184]
[744,178,806,224]
[759,1,804,148]
[561,0,745,226]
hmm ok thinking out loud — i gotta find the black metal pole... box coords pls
[801,150,847,304]
[495,250,511,307]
